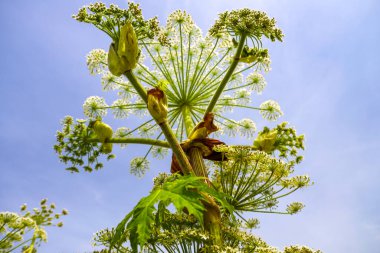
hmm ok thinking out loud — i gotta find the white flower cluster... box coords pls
[100,71,127,91]
[284,245,322,253]
[130,157,150,177]
[246,72,267,94]
[137,123,157,138]
[286,202,305,215]
[167,10,194,33]
[238,118,257,138]
[86,49,107,75]
[111,99,130,119]
[83,96,108,118]
[233,89,251,105]
[211,144,311,213]
[218,118,257,139]
[223,120,238,137]
[260,100,283,121]
[151,146,169,159]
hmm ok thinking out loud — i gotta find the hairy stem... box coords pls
[182,106,222,247]
[189,147,222,246]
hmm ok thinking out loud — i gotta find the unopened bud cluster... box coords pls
[54,116,115,173]
[108,22,140,76]
[73,2,161,75]
[147,87,168,124]
[239,46,269,63]
[92,119,114,154]
[209,8,283,41]
[253,122,304,165]
[73,2,159,42]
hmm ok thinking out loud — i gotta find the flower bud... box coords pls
[118,22,139,69]
[108,43,125,76]
[147,88,168,124]
[253,129,277,153]
[100,143,113,154]
[93,120,113,142]
[107,22,140,76]
[92,120,114,154]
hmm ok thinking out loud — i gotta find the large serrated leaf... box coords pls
[110,175,234,252]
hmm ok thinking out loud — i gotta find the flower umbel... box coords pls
[130,157,150,177]
[73,2,160,42]
[253,122,305,165]
[83,96,108,119]
[260,100,283,121]
[209,8,284,41]
[54,116,115,173]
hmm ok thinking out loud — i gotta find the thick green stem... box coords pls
[204,34,247,116]
[188,148,208,179]
[124,70,193,175]
[124,70,148,103]
[202,197,222,246]
[189,148,222,246]
[159,120,193,175]
[89,137,170,148]
[182,106,222,247]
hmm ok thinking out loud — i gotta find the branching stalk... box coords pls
[88,137,170,148]
[204,34,247,116]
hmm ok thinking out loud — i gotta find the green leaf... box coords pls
[110,175,234,252]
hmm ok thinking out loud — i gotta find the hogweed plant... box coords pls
[54,2,321,252]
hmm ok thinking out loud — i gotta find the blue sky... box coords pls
[1,0,379,252]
